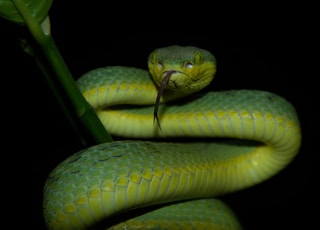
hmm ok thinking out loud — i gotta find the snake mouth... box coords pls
[154,70,177,129]
[160,70,185,88]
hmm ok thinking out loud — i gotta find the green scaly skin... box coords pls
[43,46,301,229]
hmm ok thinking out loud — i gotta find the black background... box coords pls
[1,2,316,229]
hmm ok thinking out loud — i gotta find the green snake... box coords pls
[43,46,301,229]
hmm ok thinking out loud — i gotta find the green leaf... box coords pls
[0,0,53,24]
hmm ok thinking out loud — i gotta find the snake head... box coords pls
[148,45,217,128]
[148,45,217,94]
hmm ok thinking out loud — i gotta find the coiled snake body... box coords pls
[43,46,301,229]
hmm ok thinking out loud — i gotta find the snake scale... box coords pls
[43,46,301,229]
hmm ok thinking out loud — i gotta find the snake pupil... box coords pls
[154,70,177,129]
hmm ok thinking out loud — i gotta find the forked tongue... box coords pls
[154,70,177,129]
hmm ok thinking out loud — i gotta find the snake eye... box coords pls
[185,62,193,69]
[157,61,163,69]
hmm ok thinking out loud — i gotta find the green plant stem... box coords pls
[13,0,113,144]
[20,40,88,145]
